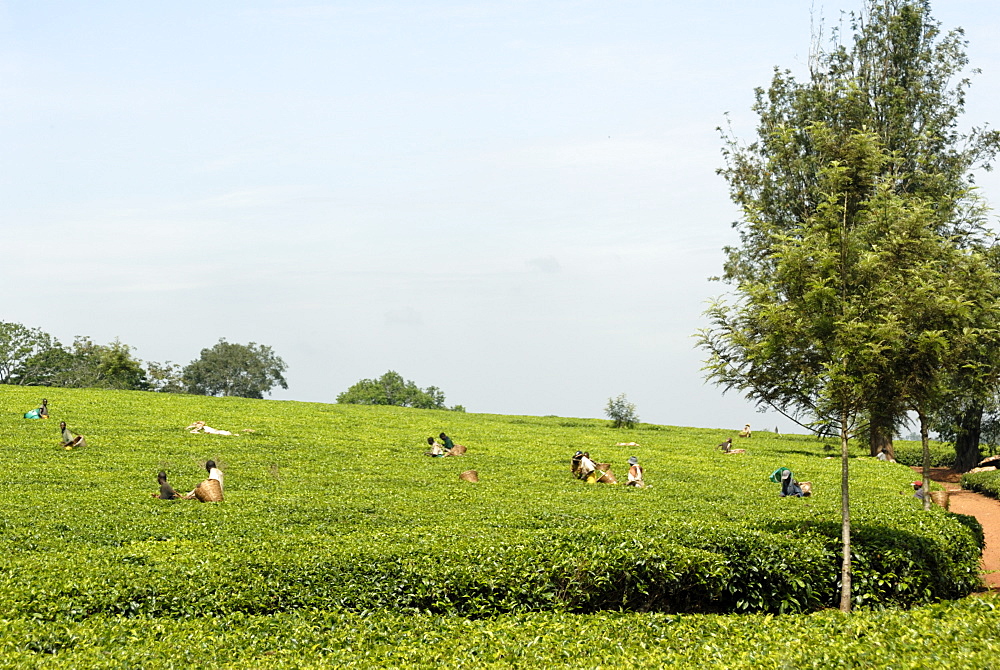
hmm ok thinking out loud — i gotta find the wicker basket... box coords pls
[595,464,617,484]
[459,470,479,483]
[799,481,812,497]
[931,490,950,510]
[194,478,223,502]
[448,444,467,456]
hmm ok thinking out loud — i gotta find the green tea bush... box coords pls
[2,597,1000,669]
[947,511,986,551]
[0,385,984,626]
[961,468,1000,499]
[891,439,957,468]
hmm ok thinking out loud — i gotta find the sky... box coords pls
[4,1,1000,432]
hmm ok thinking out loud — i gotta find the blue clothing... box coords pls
[772,467,804,497]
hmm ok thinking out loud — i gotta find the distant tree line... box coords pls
[0,321,287,399]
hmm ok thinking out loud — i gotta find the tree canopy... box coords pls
[337,370,464,411]
[182,339,288,399]
[0,322,57,385]
[10,332,150,391]
[705,0,1000,443]
[697,0,1000,610]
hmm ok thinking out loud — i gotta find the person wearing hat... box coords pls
[571,451,584,477]
[626,456,645,488]
[912,481,927,501]
[770,467,804,497]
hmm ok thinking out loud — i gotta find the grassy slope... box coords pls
[0,385,993,667]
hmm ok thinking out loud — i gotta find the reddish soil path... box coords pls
[916,467,1000,590]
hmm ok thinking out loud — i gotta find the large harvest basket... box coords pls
[194,478,224,502]
[459,470,479,483]
[595,463,617,484]
[931,490,950,510]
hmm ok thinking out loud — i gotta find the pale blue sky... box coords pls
[3,1,1000,431]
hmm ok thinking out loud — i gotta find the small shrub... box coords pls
[605,393,639,429]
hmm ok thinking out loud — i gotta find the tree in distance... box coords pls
[182,339,288,399]
[0,321,59,385]
[336,370,464,411]
[144,360,185,393]
[14,333,150,391]
[605,393,639,429]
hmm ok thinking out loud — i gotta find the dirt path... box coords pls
[915,467,1000,590]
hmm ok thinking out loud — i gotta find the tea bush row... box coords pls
[961,468,1000,499]
[890,439,957,468]
[2,596,999,669]
[0,513,979,619]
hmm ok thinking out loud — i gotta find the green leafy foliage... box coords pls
[14,336,150,391]
[961,469,1000,499]
[892,438,957,468]
[605,393,639,429]
[0,385,987,664]
[182,339,288,398]
[0,321,57,385]
[0,385,980,615]
[1,598,999,668]
[336,370,460,410]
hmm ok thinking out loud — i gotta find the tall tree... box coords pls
[703,123,1000,610]
[145,360,186,393]
[716,0,1000,456]
[183,339,288,399]
[700,1,1000,609]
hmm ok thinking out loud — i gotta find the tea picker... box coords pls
[770,467,809,497]
[153,471,182,500]
[625,456,645,488]
[425,436,446,457]
[23,398,49,419]
[59,421,86,450]
[185,460,224,502]
[438,432,467,455]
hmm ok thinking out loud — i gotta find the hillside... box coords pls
[0,387,978,618]
[0,385,993,667]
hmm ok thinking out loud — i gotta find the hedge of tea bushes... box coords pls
[961,468,1000,499]
[0,506,979,619]
[2,596,1000,669]
[0,385,984,619]
[888,439,957,468]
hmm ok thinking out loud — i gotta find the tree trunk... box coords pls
[869,406,896,459]
[920,411,931,512]
[839,410,852,612]
[954,404,984,472]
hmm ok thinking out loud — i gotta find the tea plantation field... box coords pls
[1,385,996,668]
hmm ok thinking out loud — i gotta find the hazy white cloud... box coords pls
[526,256,561,274]
[384,307,424,326]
